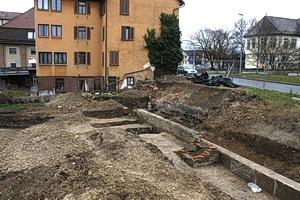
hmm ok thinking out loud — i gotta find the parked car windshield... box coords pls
[184,66,192,69]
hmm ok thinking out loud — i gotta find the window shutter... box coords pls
[121,26,126,41]
[74,26,78,39]
[110,51,119,66]
[87,27,91,40]
[125,0,129,14]
[115,51,119,65]
[100,1,105,16]
[87,1,91,15]
[87,52,91,65]
[74,0,78,14]
[120,0,124,14]
[130,27,134,40]
[102,52,104,66]
[74,52,78,65]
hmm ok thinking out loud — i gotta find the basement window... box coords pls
[55,78,64,91]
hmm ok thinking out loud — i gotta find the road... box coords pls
[231,77,300,94]
[209,74,300,94]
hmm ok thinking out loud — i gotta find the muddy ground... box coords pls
[0,76,300,199]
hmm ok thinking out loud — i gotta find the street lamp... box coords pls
[239,13,243,76]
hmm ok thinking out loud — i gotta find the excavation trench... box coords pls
[133,108,300,200]
[143,100,300,184]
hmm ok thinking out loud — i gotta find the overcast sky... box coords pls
[1,0,300,41]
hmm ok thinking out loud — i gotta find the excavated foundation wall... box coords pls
[134,109,200,143]
[152,100,208,124]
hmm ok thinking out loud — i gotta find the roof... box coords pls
[1,8,34,29]
[246,16,300,37]
[0,27,35,44]
[0,11,21,20]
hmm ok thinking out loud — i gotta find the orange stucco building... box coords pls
[34,0,184,92]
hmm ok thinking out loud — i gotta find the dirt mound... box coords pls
[46,93,91,109]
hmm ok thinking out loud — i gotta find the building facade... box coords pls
[245,16,300,70]
[0,8,36,89]
[34,0,184,92]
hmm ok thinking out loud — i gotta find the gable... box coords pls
[2,8,34,29]
[246,16,300,37]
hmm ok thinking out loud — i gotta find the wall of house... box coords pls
[35,0,181,92]
[2,44,36,68]
[106,0,181,83]
[245,36,300,69]
[35,0,103,77]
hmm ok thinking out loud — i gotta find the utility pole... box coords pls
[239,13,243,76]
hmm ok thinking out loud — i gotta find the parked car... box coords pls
[177,65,197,75]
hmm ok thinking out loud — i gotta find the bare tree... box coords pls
[190,28,235,69]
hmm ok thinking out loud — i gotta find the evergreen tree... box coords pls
[143,13,183,77]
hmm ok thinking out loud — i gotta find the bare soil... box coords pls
[149,79,300,183]
[0,92,232,200]
[1,76,299,199]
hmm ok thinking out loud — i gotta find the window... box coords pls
[38,0,49,10]
[283,38,289,49]
[79,27,86,39]
[121,26,134,41]
[291,38,297,49]
[9,48,17,54]
[260,38,267,47]
[74,26,91,40]
[38,24,49,37]
[100,0,105,16]
[74,1,90,15]
[52,25,62,38]
[39,52,52,64]
[269,37,276,49]
[31,48,36,55]
[28,32,36,39]
[55,78,64,91]
[10,63,17,68]
[52,0,62,11]
[54,52,67,64]
[74,52,91,65]
[110,51,119,66]
[120,0,129,15]
[247,39,250,50]
[251,38,255,49]
[127,77,134,86]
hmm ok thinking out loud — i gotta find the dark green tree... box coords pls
[143,13,183,77]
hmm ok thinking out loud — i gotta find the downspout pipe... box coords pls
[104,0,108,89]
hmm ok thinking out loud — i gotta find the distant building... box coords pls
[34,0,185,93]
[245,16,300,70]
[0,8,35,88]
[0,11,21,26]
